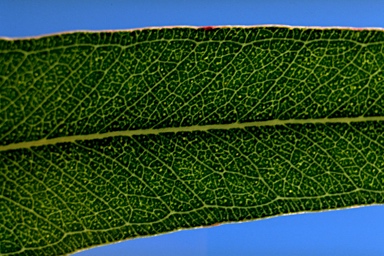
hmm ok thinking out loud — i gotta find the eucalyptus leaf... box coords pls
[1,26,384,255]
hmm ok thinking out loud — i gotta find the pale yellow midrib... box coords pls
[1,116,384,152]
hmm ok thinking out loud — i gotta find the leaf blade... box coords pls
[1,27,384,255]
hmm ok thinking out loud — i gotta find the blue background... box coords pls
[1,1,384,255]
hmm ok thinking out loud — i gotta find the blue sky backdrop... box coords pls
[1,1,384,255]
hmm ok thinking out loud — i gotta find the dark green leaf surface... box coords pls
[1,27,384,255]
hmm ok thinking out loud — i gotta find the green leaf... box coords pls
[1,27,384,255]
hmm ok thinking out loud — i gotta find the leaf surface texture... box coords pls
[1,27,384,255]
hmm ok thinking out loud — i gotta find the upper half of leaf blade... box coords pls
[1,27,384,146]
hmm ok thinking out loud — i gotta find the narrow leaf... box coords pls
[1,26,384,255]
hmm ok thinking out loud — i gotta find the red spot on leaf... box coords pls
[201,26,215,31]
